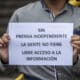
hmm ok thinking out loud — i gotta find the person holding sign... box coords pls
[0,0,80,80]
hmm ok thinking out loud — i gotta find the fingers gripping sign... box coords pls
[0,33,10,63]
[71,35,80,64]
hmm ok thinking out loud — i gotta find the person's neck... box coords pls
[44,0,67,16]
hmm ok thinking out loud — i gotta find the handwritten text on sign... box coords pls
[9,23,73,65]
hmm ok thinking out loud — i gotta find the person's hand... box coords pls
[0,33,10,63]
[71,35,80,64]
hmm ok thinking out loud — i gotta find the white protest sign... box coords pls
[9,23,73,65]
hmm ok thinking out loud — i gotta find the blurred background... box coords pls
[0,0,37,80]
